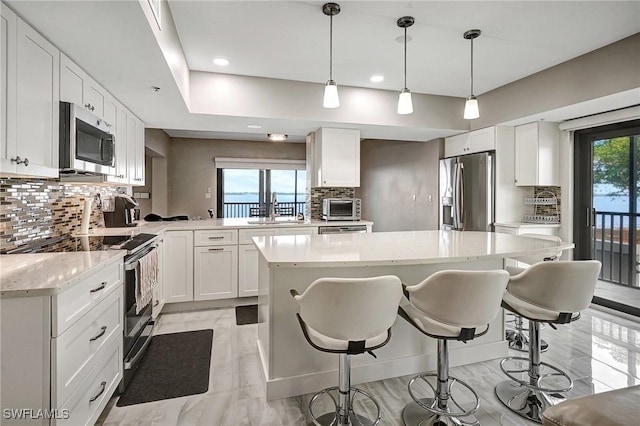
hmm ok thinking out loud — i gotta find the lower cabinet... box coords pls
[0,258,123,426]
[164,230,194,303]
[194,245,238,300]
[163,226,316,304]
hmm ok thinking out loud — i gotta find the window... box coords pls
[215,158,306,218]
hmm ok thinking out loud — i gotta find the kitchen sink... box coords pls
[246,219,305,225]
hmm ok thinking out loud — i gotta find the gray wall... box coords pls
[474,33,640,129]
[167,138,305,217]
[357,139,443,232]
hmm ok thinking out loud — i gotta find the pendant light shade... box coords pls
[463,29,481,119]
[322,3,340,108]
[397,16,414,115]
[323,80,339,108]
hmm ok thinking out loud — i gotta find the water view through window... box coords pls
[219,169,306,218]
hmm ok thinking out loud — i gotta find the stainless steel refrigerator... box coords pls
[439,152,495,231]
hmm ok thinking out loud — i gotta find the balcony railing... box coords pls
[593,210,640,287]
[222,201,305,218]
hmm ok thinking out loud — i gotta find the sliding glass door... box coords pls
[574,120,640,313]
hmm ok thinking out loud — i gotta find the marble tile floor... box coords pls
[97,305,640,426]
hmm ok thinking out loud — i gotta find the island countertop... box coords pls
[253,230,574,268]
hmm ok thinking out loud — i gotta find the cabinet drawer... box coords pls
[238,228,277,245]
[194,229,238,246]
[52,287,122,406]
[57,336,122,426]
[278,227,315,236]
[53,259,123,336]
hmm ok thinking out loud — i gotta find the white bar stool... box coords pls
[495,260,601,424]
[290,275,403,426]
[505,233,563,353]
[398,269,510,426]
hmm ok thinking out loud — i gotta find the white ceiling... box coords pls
[5,1,640,143]
[170,0,640,97]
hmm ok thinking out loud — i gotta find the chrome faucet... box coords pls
[270,192,278,221]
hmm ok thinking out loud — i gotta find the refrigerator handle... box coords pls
[453,162,463,230]
[458,163,465,230]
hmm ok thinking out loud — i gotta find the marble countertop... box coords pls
[82,218,374,236]
[0,251,126,298]
[253,230,574,268]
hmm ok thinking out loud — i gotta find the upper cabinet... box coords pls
[444,126,496,158]
[1,5,59,178]
[308,128,360,187]
[514,122,559,186]
[60,53,115,125]
[60,52,145,185]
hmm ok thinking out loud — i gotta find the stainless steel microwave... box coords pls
[59,102,115,174]
[322,198,361,221]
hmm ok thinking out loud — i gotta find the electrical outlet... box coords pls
[412,194,416,201]
[428,194,433,202]
[205,193,211,199]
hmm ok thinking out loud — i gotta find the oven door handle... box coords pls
[125,245,157,271]
[124,321,155,370]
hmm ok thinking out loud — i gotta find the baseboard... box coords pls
[262,340,507,401]
[161,297,258,313]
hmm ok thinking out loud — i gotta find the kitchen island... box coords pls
[254,230,574,400]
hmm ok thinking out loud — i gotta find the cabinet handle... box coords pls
[89,326,107,342]
[11,156,29,166]
[90,282,107,293]
[89,381,107,403]
[153,300,159,307]
[208,236,224,240]
[208,248,224,251]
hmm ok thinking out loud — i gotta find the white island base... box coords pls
[254,230,573,401]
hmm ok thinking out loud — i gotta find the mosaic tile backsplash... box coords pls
[306,187,356,220]
[0,178,121,253]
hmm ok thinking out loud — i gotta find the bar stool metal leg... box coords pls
[403,340,480,426]
[310,354,380,426]
[506,315,549,353]
[496,321,572,423]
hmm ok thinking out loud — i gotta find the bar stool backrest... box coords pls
[513,234,563,266]
[406,270,510,328]
[508,260,602,313]
[295,275,403,341]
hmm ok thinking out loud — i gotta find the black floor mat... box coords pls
[235,304,258,325]
[116,329,213,406]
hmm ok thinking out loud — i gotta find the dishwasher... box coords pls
[318,224,368,234]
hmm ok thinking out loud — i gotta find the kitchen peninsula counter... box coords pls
[254,230,573,400]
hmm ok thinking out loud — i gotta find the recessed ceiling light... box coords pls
[247,124,262,129]
[267,133,287,142]
[213,58,229,66]
[370,75,384,83]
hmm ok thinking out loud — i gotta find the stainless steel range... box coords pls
[4,233,159,393]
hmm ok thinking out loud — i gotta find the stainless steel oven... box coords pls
[118,234,158,392]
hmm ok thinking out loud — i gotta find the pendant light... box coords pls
[397,16,414,115]
[463,29,481,119]
[322,3,340,108]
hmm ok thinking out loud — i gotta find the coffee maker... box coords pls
[103,194,138,227]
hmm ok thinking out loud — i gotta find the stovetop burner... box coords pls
[2,233,156,254]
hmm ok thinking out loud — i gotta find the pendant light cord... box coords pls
[403,26,407,90]
[470,37,474,96]
[329,13,333,81]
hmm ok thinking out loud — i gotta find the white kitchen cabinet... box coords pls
[152,236,165,318]
[127,113,145,186]
[514,122,559,186]
[0,258,123,426]
[444,127,496,158]
[106,105,130,184]
[194,245,238,300]
[237,227,315,297]
[0,8,59,178]
[164,230,194,303]
[309,128,360,187]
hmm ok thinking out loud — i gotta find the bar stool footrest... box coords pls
[309,386,381,426]
[407,373,480,420]
[499,357,573,393]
